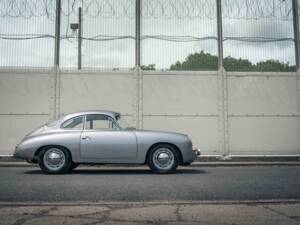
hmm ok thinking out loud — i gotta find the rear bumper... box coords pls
[13,145,21,159]
[13,145,31,160]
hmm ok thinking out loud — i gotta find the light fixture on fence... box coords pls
[70,23,79,37]
[69,7,82,70]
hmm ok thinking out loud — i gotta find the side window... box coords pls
[85,114,117,130]
[61,116,84,129]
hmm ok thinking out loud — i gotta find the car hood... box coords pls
[132,129,188,137]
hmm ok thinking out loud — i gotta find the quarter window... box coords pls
[85,114,118,130]
[61,116,84,129]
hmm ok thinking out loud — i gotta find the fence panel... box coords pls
[0,1,55,67]
[228,74,298,115]
[59,71,136,125]
[142,71,220,155]
[0,0,300,157]
[0,69,52,154]
[0,69,299,156]
[222,0,296,72]
[0,71,53,114]
[229,117,300,155]
[141,0,218,71]
[228,72,300,155]
[0,115,50,155]
[59,0,135,69]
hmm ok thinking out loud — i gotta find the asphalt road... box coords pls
[0,166,300,202]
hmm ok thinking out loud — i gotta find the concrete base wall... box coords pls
[0,68,299,156]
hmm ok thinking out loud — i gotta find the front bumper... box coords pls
[193,148,201,159]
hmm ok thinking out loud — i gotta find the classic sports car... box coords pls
[14,110,200,174]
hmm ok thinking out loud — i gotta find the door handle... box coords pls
[82,136,91,140]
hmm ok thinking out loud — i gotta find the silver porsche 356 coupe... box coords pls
[14,110,200,174]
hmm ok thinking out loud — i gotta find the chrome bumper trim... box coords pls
[193,148,201,157]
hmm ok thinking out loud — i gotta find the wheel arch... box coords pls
[145,142,183,165]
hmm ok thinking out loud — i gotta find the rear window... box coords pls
[46,118,63,127]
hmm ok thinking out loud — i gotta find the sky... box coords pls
[0,0,296,69]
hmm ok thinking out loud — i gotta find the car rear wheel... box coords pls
[147,144,179,173]
[38,146,72,174]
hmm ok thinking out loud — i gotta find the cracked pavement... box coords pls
[0,202,300,225]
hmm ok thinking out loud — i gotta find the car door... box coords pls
[80,114,137,161]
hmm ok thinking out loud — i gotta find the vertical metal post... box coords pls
[216,0,223,68]
[134,0,143,129]
[52,0,61,119]
[135,0,141,67]
[78,7,82,70]
[216,0,229,159]
[54,0,61,67]
[293,0,300,69]
[292,0,300,147]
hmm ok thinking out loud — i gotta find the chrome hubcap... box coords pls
[43,148,65,171]
[153,148,174,170]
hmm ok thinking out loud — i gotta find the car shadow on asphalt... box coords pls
[24,168,207,175]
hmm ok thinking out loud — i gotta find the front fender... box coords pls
[133,130,194,164]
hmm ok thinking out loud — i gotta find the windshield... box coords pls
[116,116,135,130]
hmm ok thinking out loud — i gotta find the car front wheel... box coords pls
[38,146,72,174]
[147,144,179,173]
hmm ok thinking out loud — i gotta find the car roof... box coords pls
[63,110,121,121]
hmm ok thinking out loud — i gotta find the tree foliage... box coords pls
[255,60,296,72]
[169,51,295,72]
[141,64,156,70]
[170,52,218,71]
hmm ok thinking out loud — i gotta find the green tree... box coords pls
[169,51,295,72]
[141,64,156,70]
[255,59,295,72]
[170,51,218,71]
[224,56,253,71]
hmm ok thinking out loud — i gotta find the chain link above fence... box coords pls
[0,0,293,20]
[0,0,298,70]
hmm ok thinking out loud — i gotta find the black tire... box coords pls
[71,162,79,170]
[147,144,179,174]
[38,146,72,174]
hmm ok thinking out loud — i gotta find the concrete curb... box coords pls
[1,161,300,167]
[189,161,300,166]
[0,162,37,167]
[1,199,300,206]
